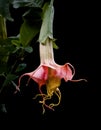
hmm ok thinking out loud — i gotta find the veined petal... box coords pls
[18,65,48,88]
[57,63,74,81]
[47,62,74,81]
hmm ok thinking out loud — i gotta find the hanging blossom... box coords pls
[16,0,86,113]
[16,38,86,113]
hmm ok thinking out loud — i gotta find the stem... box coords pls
[0,15,7,39]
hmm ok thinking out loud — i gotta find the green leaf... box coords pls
[23,7,42,22]
[0,62,7,74]
[53,41,59,49]
[15,63,27,72]
[11,39,21,47]
[0,38,16,63]
[38,0,54,43]
[2,74,18,87]
[12,0,44,8]
[0,38,15,50]
[20,20,40,46]
[0,0,13,21]
[20,8,42,47]
[24,46,33,53]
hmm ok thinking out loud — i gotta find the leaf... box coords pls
[15,63,27,72]
[0,62,7,74]
[0,38,16,63]
[2,74,18,87]
[23,7,42,22]
[0,0,13,21]
[38,1,54,43]
[19,8,42,46]
[53,41,59,49]
[20,20,40,46]
[24,46,33,53]
[12,0,44,8]
[11,39,21,46]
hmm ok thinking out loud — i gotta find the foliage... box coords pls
[0,0,49,113]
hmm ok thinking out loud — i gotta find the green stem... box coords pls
[0,15,7,39]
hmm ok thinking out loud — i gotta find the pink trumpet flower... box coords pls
[16,38,85,113]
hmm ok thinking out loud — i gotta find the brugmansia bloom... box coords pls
[17,38,75,113]
[16,0,86,113]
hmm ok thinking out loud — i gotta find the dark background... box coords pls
[0,0,98,129]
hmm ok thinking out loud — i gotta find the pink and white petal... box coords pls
[17,65,48,88]
[30,65,48,86]
[55,63,73,81]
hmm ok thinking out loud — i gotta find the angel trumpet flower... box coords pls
[16,38,76,113]
[16,0,87,113]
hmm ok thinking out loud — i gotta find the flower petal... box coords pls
[55,63,73,81]
[17,65,48,88]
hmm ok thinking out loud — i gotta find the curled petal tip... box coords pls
[70,78,87,82]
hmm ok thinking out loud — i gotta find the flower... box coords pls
[15,0,87,113]
[16,38,75,113]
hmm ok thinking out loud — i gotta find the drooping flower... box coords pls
[16,38,77,113]
[16,0,86,113]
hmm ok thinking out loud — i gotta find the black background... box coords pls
[0,0,98,129]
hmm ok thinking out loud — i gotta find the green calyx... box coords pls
[38,0,54,44]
